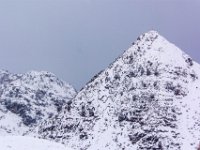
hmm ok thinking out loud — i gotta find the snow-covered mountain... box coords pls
[0,70,76,135]
[0,136,73,150]
[36,31,200,150]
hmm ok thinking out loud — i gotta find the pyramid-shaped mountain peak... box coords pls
[136,30,159,42]
[131,30,160,47]
[123,30,191,68]
[36,31,200,150]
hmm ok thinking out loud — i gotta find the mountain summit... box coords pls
[37,31,200,150]
[0,70,76,135]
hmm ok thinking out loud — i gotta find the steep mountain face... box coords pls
[0,70,76,135]
[37,31,200,150]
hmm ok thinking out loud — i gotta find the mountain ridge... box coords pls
[0,70,76,135]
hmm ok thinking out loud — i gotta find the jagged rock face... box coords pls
[0,70,76,135]
[37,31,200,150]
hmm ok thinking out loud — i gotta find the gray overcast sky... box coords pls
[0,0,200,90]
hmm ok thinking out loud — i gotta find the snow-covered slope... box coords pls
[37,31,200,150]
[0,70,76,135]
[0,136,73,150]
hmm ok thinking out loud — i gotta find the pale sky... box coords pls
[0,0,199,89]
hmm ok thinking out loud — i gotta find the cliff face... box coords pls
[0,70,76,135]
[37,31,200,150]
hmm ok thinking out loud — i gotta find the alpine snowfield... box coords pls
[0,136,73,150]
